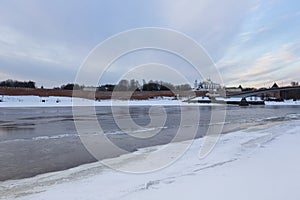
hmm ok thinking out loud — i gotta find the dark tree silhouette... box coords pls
[0,79,36,88]
[61,83,83,90]
[97,84,115,91]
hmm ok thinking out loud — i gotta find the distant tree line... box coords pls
[97,84,115,91]
[291,81,299,87]
[60,83,84,90]
[0,79,36,88]
[59,79,192,92]
[107,79,192,92]
[0,79,192,91]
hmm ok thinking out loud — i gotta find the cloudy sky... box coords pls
[0,0,299,88]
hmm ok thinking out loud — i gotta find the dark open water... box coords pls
[0,105,300,181]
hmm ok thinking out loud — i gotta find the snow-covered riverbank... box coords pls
[0,95,190,107]
[0,95,299,107]
[1,120,299,200]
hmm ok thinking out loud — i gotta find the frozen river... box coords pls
[1,105,300,181]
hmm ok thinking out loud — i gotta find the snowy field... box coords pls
[1,120,300,200]
[0,95,191,107]
[0,95,299,107]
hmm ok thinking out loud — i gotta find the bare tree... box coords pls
[291,81,299,86]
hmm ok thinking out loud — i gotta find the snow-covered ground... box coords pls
[1,120,300,200]
[265,99,300,105]
[0,95,299,107]
[0,95,192,107]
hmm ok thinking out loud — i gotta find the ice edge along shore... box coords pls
[1,119,300,200]
[1,95,300,107]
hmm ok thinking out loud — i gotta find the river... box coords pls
[0,105,300,181]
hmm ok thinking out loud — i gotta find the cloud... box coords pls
[160,0,256,31]
[0,26,83,67]
[215,0,300,88]
[159,0,260,60]
[0,54,78,87]
[0,71,13,80]
[0,26,85,87]
[1,0,299,88]
[219,42,300,87]
[238,27,270,43]
[0,0,174,86]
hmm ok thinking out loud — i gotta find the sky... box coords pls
[0,0,300,88]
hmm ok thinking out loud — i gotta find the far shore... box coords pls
[0,87,203,101]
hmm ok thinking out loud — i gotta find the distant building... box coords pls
[280,86,300,100]
[271,82,279,88]
[225,87,242,93]
[225,87,242,96]
[83,87,97,92]
[195,78,221,91]
[194,80,198,90]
